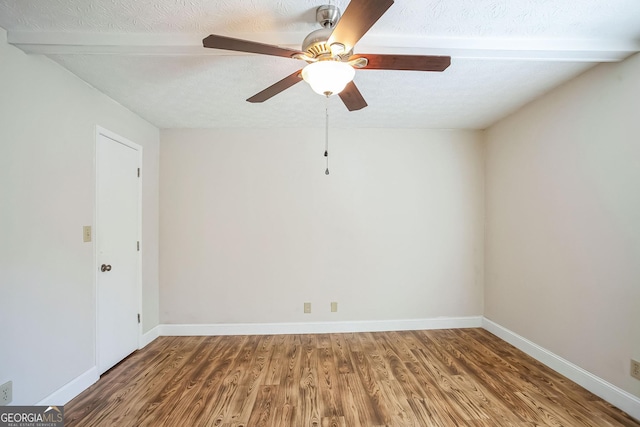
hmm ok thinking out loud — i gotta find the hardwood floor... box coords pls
[64,329,640,426]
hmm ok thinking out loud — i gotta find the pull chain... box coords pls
[324,95,330,175]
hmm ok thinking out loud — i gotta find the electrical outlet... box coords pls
[631,359,640,381]
[83,225,92,242]
[0,381,12,405]
[304,302,311,314]
[331,302,338,312]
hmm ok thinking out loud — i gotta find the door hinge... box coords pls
[137,241,140,251]
[137,167,140,177]
[137,313,141,324]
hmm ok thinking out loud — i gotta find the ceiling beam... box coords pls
[8,31,640,62]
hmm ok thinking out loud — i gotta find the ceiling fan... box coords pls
[202,0,451,111]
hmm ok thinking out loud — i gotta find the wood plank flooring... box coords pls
[64,329,640,426]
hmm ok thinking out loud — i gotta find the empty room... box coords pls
[1,0,639,425]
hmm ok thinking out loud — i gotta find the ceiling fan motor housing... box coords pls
[302,28,333,58]
[302,5,353,60]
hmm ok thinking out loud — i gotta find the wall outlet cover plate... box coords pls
[0,381,12,406]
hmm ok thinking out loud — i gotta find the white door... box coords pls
[96,129,141,374]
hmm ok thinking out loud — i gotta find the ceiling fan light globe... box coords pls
[301,61,355,96]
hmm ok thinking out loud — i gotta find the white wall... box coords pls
[0,27,160,404]
[485,53,640,397]
[160,128,484,325]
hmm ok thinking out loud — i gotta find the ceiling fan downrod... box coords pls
[316,4,341,28]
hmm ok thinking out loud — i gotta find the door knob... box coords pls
[101,264,112,272]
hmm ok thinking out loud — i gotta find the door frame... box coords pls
[94,125,143,373]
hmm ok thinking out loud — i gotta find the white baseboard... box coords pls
[482,318,640,421]
[139,325,160,349]
[36,367,99,406]
[160,316,483,336]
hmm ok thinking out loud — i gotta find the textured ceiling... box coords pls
[1,0,640,129]
[2,0,640,38]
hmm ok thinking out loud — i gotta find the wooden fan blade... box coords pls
[203,34,303,58]
[339,81,368,111]
[352,54,451,71]
[328,0,394,51]
[246,70,303,103]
